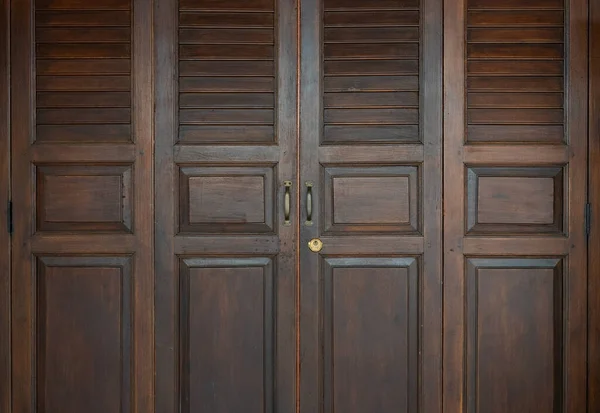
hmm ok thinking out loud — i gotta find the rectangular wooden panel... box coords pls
[180,258,274,413]
[466,167,564,234]
[36,256,132,413]
[323,166,419,234]
[322,258,418,413]
[36,165,133,233]
[466,258,563,413]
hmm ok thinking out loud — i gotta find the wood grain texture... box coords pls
[589,0,600,410]
[0,0,9,411]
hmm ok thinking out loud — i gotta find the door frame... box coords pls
[589,0,600,410]
[0,0,10,411]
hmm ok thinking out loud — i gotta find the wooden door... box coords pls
[154,1,297,413]
[10,0,154,412]
[443,0,588,412]
[299,0,443,412]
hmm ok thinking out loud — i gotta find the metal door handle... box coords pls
[284,181,292,225]
[305,182,313,226]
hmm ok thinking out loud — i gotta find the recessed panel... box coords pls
[324,166,419,234]
[36,165,133,233]
[466,167,563,235]
[179,166,274,234]
[466,258,563,413]
[180,258,274,413]
[323,258,418,413]
[36,256,131,413]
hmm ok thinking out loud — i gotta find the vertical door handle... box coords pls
[305,182,313,226]
[283,181,292,226]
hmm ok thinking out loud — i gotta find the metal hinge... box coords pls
[7,200,12,235]
[585,203,592,236]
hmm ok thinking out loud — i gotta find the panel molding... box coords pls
[35,255,132,413]
[179,257,274,413]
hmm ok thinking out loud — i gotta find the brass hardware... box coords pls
[308,238,323,253]
[305,181,313,226]
[284,181,292,226]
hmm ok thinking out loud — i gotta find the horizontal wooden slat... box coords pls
[319,145,423,163]
[468,43,563,59]
[468,76,563,91]
[36,10,131,26]
[324,108,418,124]
[36,0,130,9]
[37,59,130,75]
[325,0,419,10]
[179,109,273,124]
[325,27,419,43]
[179,44,273,60]
[468,0,563,9]
[320,236,423,255]
[179,77,274,92]
[179,12,273,27]
[324,92,419,107]
[174,236,280,255]
[467,92,563,108]
[37,91,131,107]
[37,108,130,124]
[36,27,130,43]
[179,92,274,108]
[30,143,135,162]
[463,237,568,256]
[324,43,419,59]
[467,125,564,143]
[178,125,274,143]
[467,60,563,75]
[36,44,131,58]
[179,28,274,44]
[324,60,418,75]
[467,108,563,124]
[180,60,273,76]
[323,125,419,143]
[36,124,131,142]
[175,145,280,163]
[324,76,418,92]
[179,0,273,11]
[467,28,563,43]
[37,75,130,91]
[463,145,569,164]
[467,10,563,27]
[324,11,419,27]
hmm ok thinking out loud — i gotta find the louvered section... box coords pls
[178,0,276,144]
[466,0,565,144]
[35,0,132,143]
[323,0,420,144]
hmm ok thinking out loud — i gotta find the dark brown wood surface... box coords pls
[10,1,154,412]
[0,0,10,412]
[154,1,297,412]
[589,0,600,410]
[300,0,442,412]
[444,0,588,412]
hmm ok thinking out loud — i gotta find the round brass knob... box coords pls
[308,238,323,253]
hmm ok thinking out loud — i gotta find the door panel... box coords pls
[10,0,153,412]
[154,0,297,412]
[443,0,587,411]
[299,0,443,412]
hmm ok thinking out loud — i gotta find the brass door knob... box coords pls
[308,238,323,252]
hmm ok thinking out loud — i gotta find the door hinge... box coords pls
[7,200,12,235]
[585,203,592,236]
